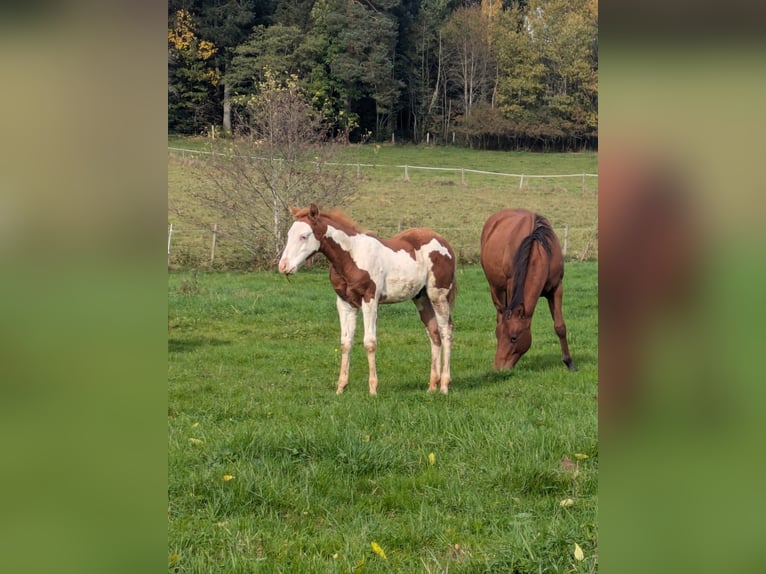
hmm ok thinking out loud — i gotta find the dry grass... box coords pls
[168,144,597,268]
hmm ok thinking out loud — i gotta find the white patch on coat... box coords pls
[278,221,320,274]
[326,226,452,303]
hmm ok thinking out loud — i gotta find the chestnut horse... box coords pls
[480,209,576,371]
[278,204,456,395]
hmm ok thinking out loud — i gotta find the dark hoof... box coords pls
[564,359,578,372]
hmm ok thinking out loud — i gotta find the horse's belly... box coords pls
[380,276,424,303]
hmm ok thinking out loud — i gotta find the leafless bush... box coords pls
[182,72,357,267]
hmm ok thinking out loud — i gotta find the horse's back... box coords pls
[481,209,535,244]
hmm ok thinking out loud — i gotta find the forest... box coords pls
[168,0,597,151]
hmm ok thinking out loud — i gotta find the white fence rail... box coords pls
[169,147,597,188]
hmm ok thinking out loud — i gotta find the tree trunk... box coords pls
[223,81,231,133]
[429,31,442,115]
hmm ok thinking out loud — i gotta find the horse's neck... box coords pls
[320,221,375,267]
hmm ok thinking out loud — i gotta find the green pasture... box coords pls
[168,138,597,269]
[168,262,598,573]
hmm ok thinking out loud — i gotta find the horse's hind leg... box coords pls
[414,294,443,392]
[427,288,454,394]
[547,283,577,371]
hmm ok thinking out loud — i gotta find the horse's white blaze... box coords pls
[278,221,320,274]
[325,226,452,303]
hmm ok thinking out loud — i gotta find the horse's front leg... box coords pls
[336,297,358,394]
[360,299,379,395]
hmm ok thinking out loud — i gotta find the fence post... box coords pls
[582,173,586,195]
[403,165,409,181]
[563,225,569,257]
[461,168,466,186]
[519,174,524,189]
[356,163,361,179]
[210,223,218,264]
[167,223,173,265]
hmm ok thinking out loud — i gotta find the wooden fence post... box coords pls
[403,165,409,181]
[167,223,173,265]
[519,174,524,189]
[461,168,466,186]
[563,225,569,257]
[210,223,218,264]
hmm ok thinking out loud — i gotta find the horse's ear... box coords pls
[309,203,320,220]
[289,205,299,216]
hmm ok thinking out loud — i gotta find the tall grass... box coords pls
[168,262,597,573]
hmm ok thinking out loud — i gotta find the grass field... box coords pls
[168,261,598,573]
[168,138,597,269]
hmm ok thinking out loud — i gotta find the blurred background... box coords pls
[1,1,765,572]
[599,0,766,572]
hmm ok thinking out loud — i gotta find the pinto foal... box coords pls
[278,204,456,395]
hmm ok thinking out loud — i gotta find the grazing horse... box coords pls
[278,204,457,395]
[480,209,577,371]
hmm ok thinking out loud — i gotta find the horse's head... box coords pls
[278,203,324,275]
[494,304,533,370]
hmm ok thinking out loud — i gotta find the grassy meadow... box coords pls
[168,261,598,573]
[168,138,597,268]
[168,139,598,572]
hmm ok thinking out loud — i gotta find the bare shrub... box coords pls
[182,72,357,268]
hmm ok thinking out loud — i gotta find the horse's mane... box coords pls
[508,214,555,312]
[322,208,368,234]
[294,206,368,234]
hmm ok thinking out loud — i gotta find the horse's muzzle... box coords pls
[278,259,295,274]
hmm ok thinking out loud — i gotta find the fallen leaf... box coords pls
[222,474,234,481]
[371,541,387,560]
[574,453,589,460]
[189,438,204,446]
[428,452,436,465]
[574,542,584,561]
[560,498,575,507]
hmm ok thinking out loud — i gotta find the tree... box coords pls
[311,0,402,141]
[168,9,221,134]
[494,0,597,149]
[402,0,454,142]
[227,24,306,94]
[181,72,357,265]
[184,0,260,133]
[442,5,494,118]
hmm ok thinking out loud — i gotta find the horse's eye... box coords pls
[510,335,518,343]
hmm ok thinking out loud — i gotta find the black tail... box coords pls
[508,215,555,311]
